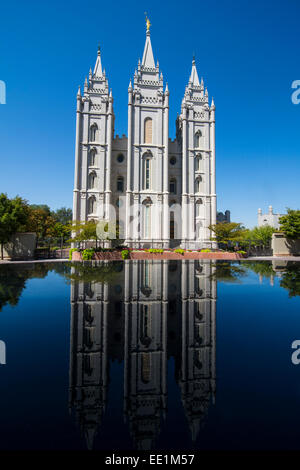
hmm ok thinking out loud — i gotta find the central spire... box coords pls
[93,45,103,77]
[142,18,155,68]
[189,57,200,87]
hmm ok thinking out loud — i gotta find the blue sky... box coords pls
[0,0,299,227]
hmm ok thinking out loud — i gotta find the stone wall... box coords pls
[272,232,300,256]
[3,232,37,260]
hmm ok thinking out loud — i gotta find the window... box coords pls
[116,197,123,208]
[88,172,96,189]
[144,204,151,238]
[89,149,96,166]
[195,130,202,148]
[88,196,96,215]
[195,176,202,193]
[196,198,204,217]
[117,176,124,192]
[142,261,152,289]
[197,221,203,239]
[143,155,151,190]
[144,117,153,144]
[140,304,152,348]
[90,124,98,142]
[169,178,177,194]
[117,154,124,163]
[195,153,202,171]
[141,353,151,383]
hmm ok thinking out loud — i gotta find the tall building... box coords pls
[73,22,216,249]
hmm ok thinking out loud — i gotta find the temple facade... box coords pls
[73,26,216,249]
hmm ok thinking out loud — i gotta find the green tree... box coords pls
[247,225,276,248]
[24,208,57,242]
[0,194,28,259]
[71,220,120,248]
[51,207,72,225]
[208,222,247,248]
[71,220,99,246]
[29,204,51,215]
[279,209,300,239]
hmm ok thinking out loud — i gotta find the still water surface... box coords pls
[0,259,300,451]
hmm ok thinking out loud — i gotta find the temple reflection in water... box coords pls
[69,260,216,450]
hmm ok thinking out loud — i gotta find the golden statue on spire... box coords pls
[145,12,151,32]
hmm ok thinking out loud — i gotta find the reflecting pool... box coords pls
[0,260,300,450]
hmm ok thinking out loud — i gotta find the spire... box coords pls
[189,57,200,86]
[142,29,155,68]
[93,45,103,77]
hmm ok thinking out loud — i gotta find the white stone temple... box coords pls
[73,22,216,249]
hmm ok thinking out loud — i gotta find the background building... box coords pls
[217,210,230,223]
[73,25,216,249]
[258,206,284,229]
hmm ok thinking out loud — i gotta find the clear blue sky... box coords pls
[0,0,299,227]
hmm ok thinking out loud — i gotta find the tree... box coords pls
[247,225,276,248]
[71,220,120,248]
[29,204,51,215]
[51,207,72,225]
[24,208,57,242]
[0,194,28,259]
[208,222,247,248]
[279,209,300,239]
[71,220,99,246]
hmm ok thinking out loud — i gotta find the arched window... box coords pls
[90,123,98,142]
[195,153,202,171]
[195,130,202,148]
[89,148,96,166]
[143,154,152,190]
[144,117,153,144]
[195,176,202,193]
[88,172,96,189]
[88,196,96,215]
[169,178,177,194]
[117,176,124,192]
[196,198,204,217]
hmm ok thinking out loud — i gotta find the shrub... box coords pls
[147,248,164,253]
[69,248,77,260]
[200,248,211,253]
[121,249,130,260]
[82,248,95,260]
[174,248,185,255]
[236,250,247,254]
